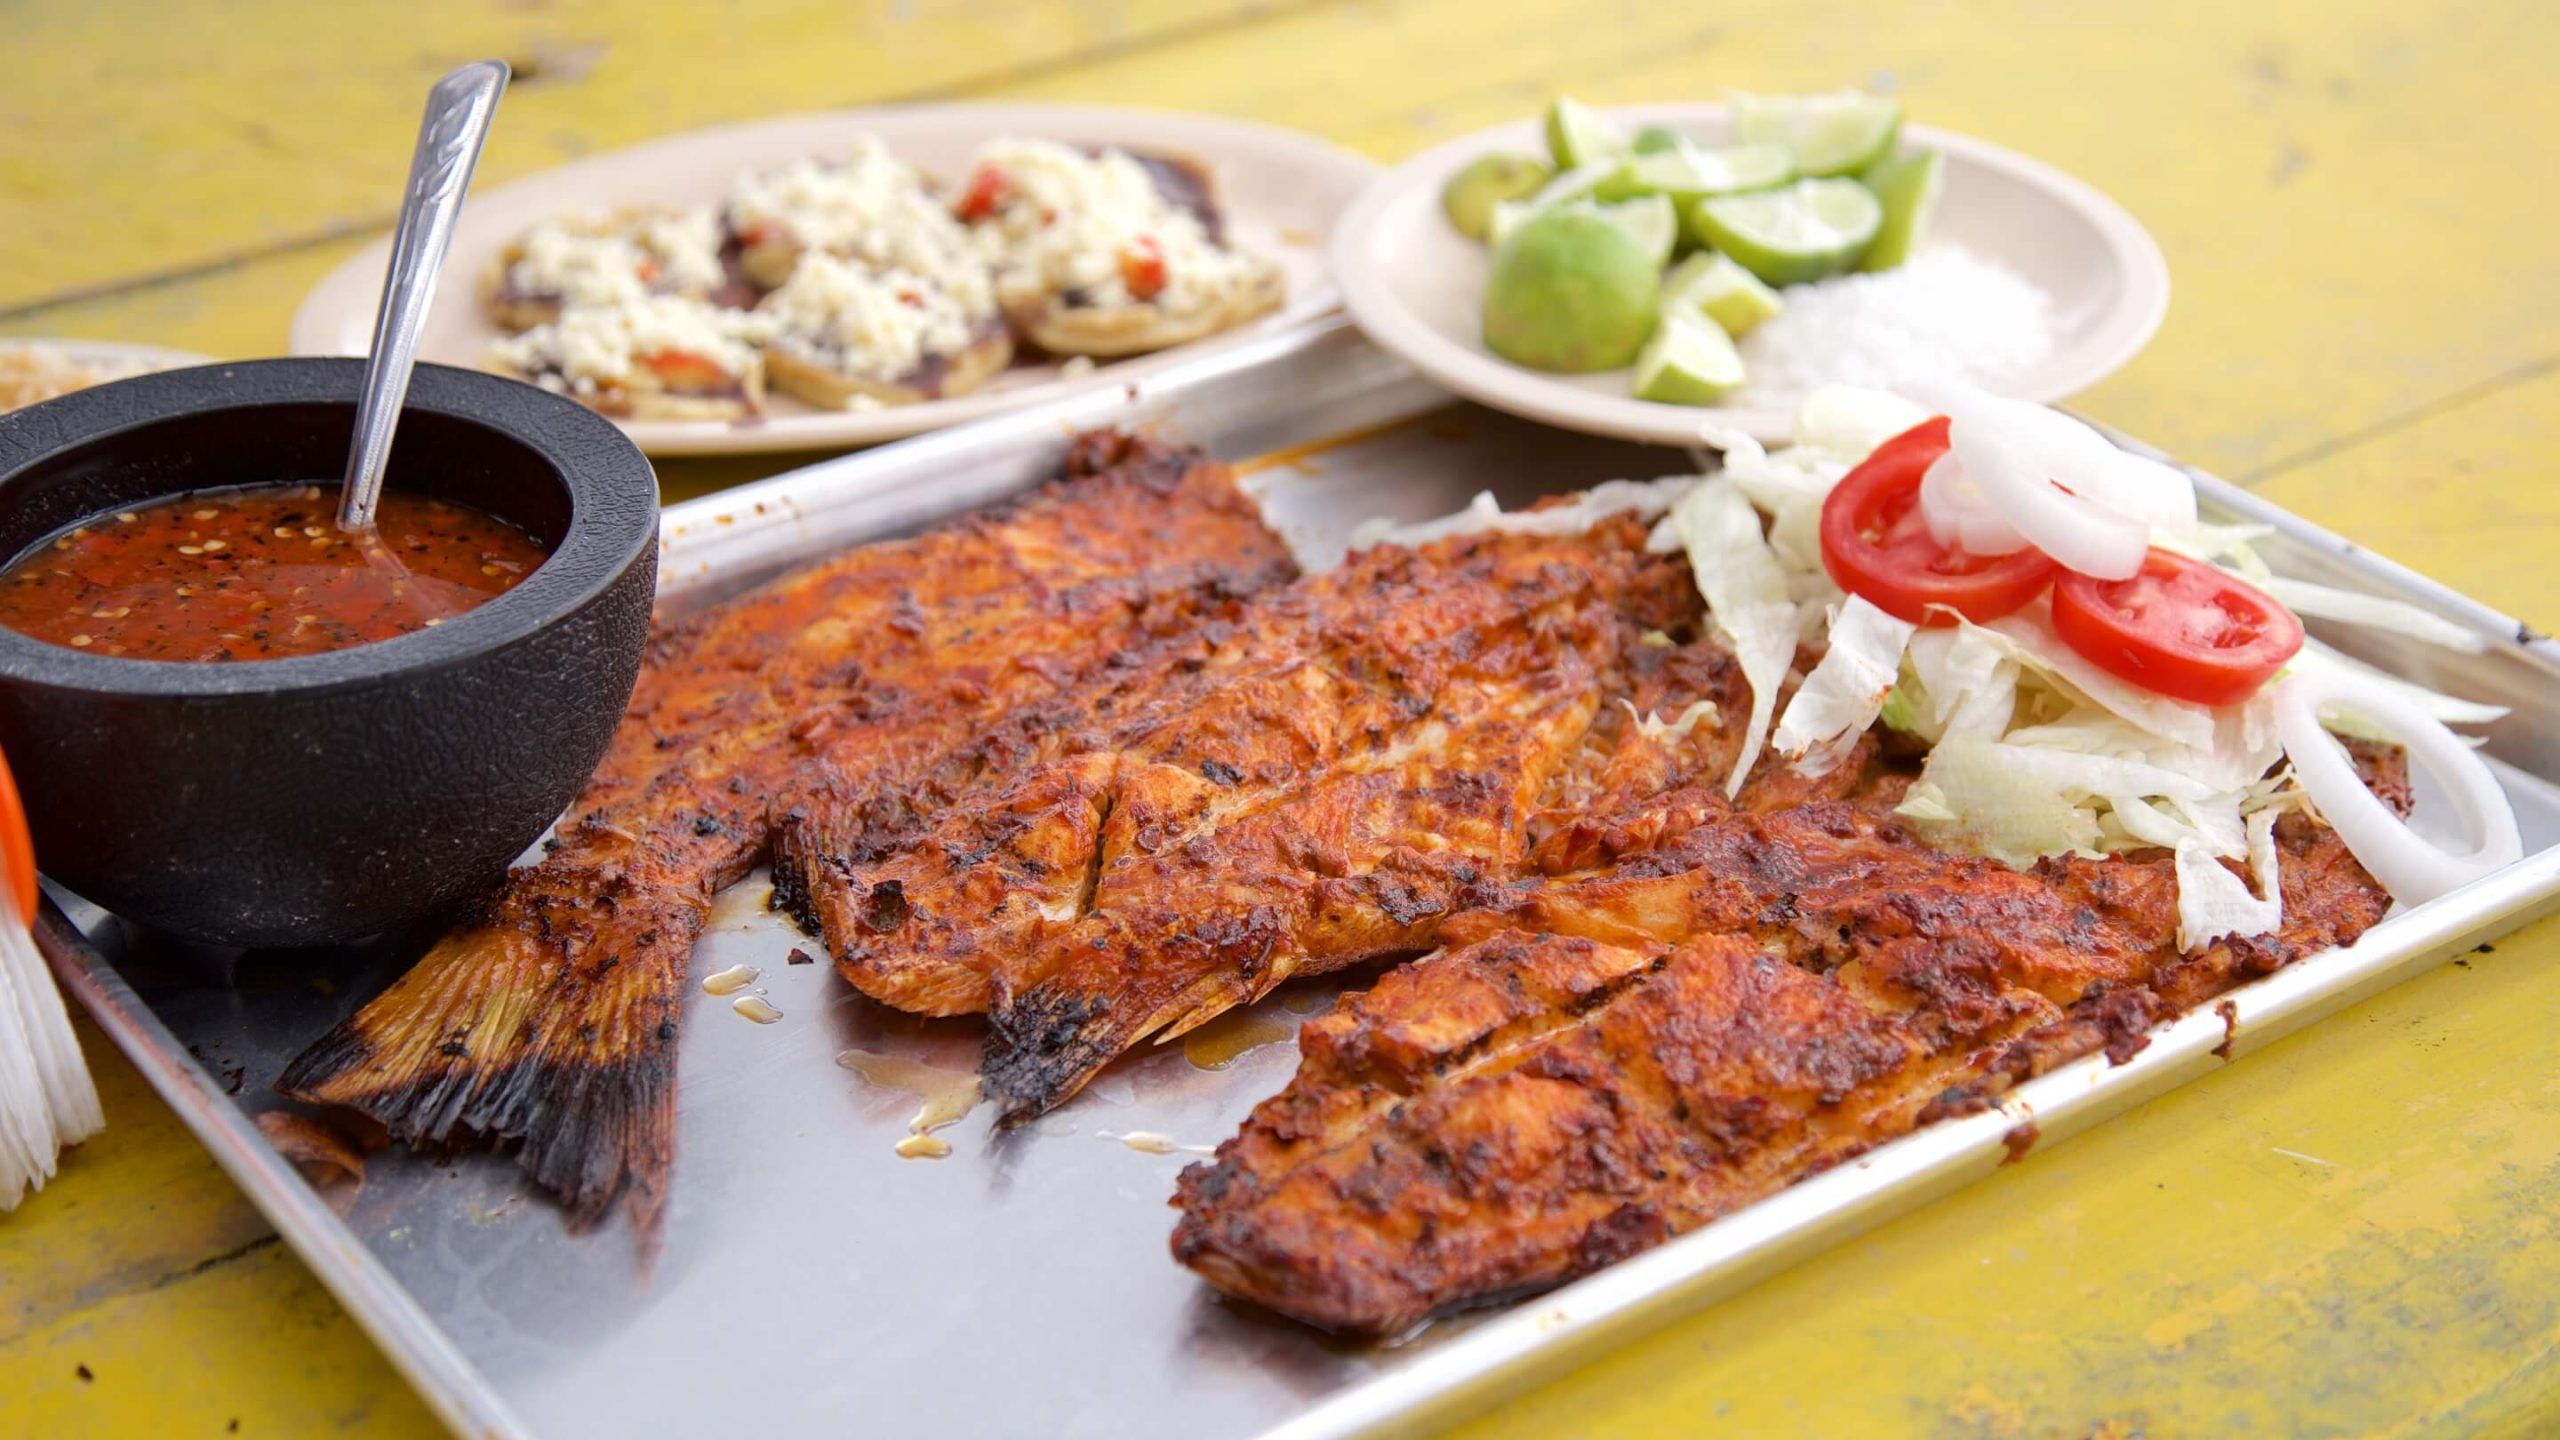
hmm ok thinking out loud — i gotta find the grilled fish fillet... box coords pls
[278,433,1293,1235]
[777,516,1720,1123]
[1173,751,2403,1334]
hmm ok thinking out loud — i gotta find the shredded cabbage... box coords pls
[1347,476,1695,552]
[1667,476,1800,797]
[1622,698,1721,743]
[2174,809,2284,951]
[2283,639,2510,734]
[1773,596,1914,774]
[1901,625,2022,743]
[2258,577,2490,654]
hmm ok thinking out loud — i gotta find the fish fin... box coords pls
[276,872,696,1244]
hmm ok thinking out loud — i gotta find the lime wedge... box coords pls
[1686,177,1883,286]
[1544,97,1631,170]
[1621,141,1794,204]
[1597,193,1678,267]
[1632,124,1687,156]
[1531,159,1627,209]
[1441,152,1554,242]
[1854,148,1943,271]
[1663,251,1785,336]
[1732,91,1903,177]
[1635,312,1746,404]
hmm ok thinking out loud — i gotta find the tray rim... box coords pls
[38,314,2560,1440]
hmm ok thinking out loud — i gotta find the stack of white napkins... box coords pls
[0,895,102,1209]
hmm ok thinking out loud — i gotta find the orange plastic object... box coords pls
[0,751,35,927]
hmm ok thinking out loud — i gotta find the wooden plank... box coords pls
[0,0,1303,312]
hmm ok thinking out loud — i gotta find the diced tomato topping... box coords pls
[641,350,731,391]
[1818,418,2059,626]
[956,164,1012,222]
[2050,548,2305,707]
[1119,236,1168,301]
[635,257,661,285]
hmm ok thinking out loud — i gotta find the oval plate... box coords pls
[1330,103,2169,446]
[291,103,1376,456]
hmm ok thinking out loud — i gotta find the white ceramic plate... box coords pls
[291,104,1376,456]
[1331,103,2170,446]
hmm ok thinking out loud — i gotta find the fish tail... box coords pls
[276,881,696,1240]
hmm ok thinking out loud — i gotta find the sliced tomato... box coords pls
[1818,417,2059,626]
[0,749,35,927]
[1119,236,1168,301]
[2051,548,2304,706]
[641,349,732,392]
[955,164,1012,222]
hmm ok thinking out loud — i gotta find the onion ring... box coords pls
[2275,671,2520,907]
[1917,453,2031,555]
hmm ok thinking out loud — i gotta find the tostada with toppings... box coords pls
[954,138,1287,357]
[478,207,737,331]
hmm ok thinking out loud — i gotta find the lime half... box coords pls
[1621,141,1793,204]
[1663,251,1785,336]
[1635,312,1746,404]
[1482,208,1662,373]
[1733,91,1903,177]
[1687,177,1883,286]
[1855,148,1943,271]
[1544,97,1631,170]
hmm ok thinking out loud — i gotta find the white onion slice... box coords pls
[1949,406,2148,580]
[2078,449,2200,534]
[1917,454,2031,555]
[2274,672,2521,907]
[1902,378,2179,581]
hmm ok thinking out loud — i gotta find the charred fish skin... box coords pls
[1172,751,2406,1335]
[278,434,1295,1238]
[785,518,1679,1124]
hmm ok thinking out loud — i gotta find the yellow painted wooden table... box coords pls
[5,2,2558,1436]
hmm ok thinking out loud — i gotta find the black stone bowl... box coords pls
[0,359,658,948]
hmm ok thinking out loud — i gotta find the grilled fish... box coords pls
[1172,751,2403,1334]
[777,516,1731,1123]
[279,433,1293,1234]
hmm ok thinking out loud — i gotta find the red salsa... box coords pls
[0,483,550,662]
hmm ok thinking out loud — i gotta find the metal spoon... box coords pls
[336,60,509,532]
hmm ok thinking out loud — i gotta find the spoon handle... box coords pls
[338,60,509,531]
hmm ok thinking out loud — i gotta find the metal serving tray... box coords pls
[40,318,2560,1440]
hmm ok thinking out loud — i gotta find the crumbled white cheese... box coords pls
[505,208,727,306]
[961,138,1268,318]
[490,294,769,394]
[626,207,728,295]
[727,139,993,308]
[756,253,989,384]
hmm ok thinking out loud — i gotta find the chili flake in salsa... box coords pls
[0,483,550,662]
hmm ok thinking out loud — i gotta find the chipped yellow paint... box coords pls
[3,1,2557,1437]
